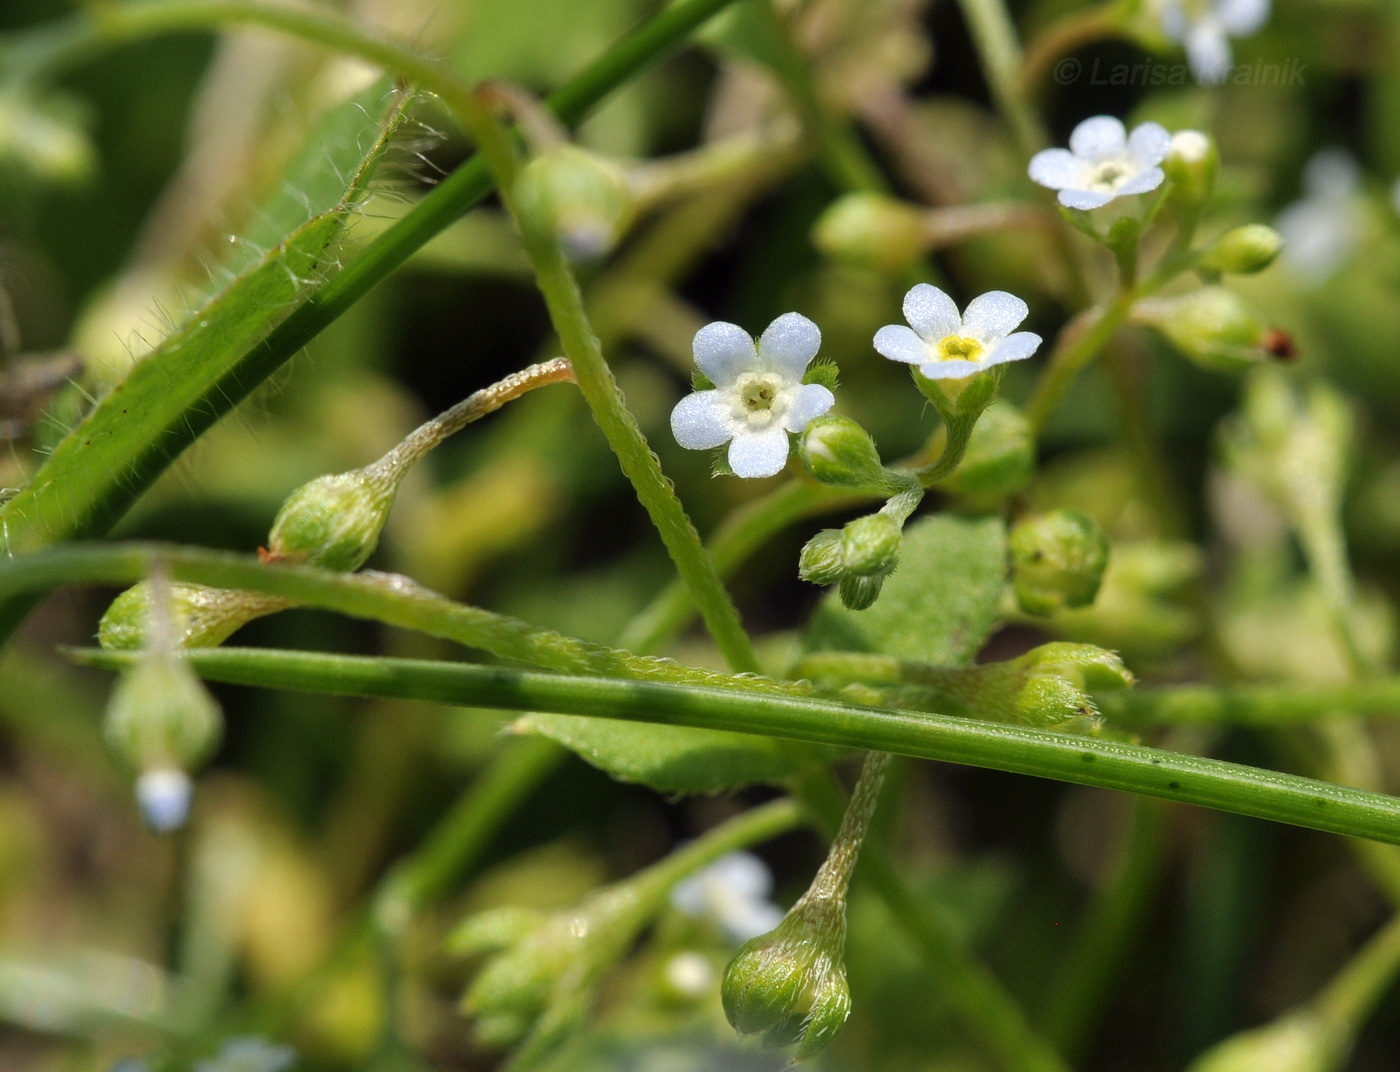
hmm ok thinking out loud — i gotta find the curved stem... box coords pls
[1018,6,1123,99]
[1026,290,1136,432]
[72,643,1400,850]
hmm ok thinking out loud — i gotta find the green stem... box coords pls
[74,643,1400,850]
[955,0,1047,156]
[1313,908,1400,1036]
[1017,5,1123,98]
[459,92,760,675]
[805,752,891,900]
[1098,680,1400,726]
[1026,290,1136,433]
[0,0,746,644]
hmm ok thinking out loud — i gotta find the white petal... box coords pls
[1159,0,1188,41]
[757,312,821,379]
[984,331,1043,367]
[670,390,734,450]
[918,358,988,380]
[707,852,773,900]
[1059,187,1116,210]
[728,425,791,478]
[137,769,192,832]
[1115,167,1166,196]
[902,283,961,340]
[1218,0,1269,35]
[722,898,784,943]
[782,383,835,433]
[671,875,708,916]
[1126,123,1172,167]
[874,324,931,365]
[1069,116,1127,160]
[961,291,1029,343]
[1186,21,1232,83]
[692,321,756,386]
[1029,148,1087,190]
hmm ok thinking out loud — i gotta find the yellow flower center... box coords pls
[936,335,986,363]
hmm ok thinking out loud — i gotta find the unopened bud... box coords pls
[264,468,397,571]
[838,573,886,611]
[1010,509,1110,616]
[135,769,194,833]
[799,415,886,487]
[722,897,851,1060]
[798,529,845,586]
[1134,287,1269,373]
[1202,224,1283,275]
[1164,129,1218,207]
[514,145,636,262]
[813,192,927,274]
[938,401,1035,501]
[840,513,902,577]
[98,581,292,650]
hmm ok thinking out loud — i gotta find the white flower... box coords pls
[1275,148,1362,286]
[671,312,835,479]
[1160,0,1270,85]
[873,284,1042,380]
[671,851,784,944]
[1028,116,1172,210]
[136,768,193,832]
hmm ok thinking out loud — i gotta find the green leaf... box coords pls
[804,514,1007,666]
[516,713,796,794]
[0,84,411,556]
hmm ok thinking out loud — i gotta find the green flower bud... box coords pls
[98,581,293,650]
[798,528,845,586]
[1163,129,1218,208]
[838,573,886,611]
[722,895,851,1061]
[799,415,887,487]
[0,90,96,188]
[1134,287,1269,374]
[264,468,398,571]
[1201,224,1284,276]
[1010,509,1110,616]
[937,401,1035,502]
[812,192,927,275]
[1186,1012,1339,1072]
[840,513,902,577]
[105,653,222,831]
[514,145,636,262]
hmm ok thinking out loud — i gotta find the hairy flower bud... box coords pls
[1202,224,1284,276]
[722,895,851,1061]
[1134,287,1269,373]
[1164,129,1218,208]
[840,514,902,578]
[1010,509,1110,616]
[799,415,887,488]
[514,145,636,262]
[798,529,845,586]
[264,468,398,571]
[838,573,886,611]
[98,581,293,650]
[813,192,926,274]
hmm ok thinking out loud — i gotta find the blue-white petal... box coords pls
[783,383,835,433]
[1116,166,1166,196]
[918,358,989,380]
[728,425,791,478]
[758,312,821,379]
[1070,116,1127,160]
[692,321,757,386]
[1058,187,1116,210]
[902,283,961,341]
[874,324,930,365]
[984,331,1042,367]
[962,291,1028,343]
[1028,148,1086,190]
[1127,123,1172,167]
[671,390,734,450]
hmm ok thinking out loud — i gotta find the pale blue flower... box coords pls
[874,284,1042,380]
[672,852,784,944]
[1160,0,1270,84]
[1029,116,1172,210]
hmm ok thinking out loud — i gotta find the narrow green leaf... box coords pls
[516,713,797,794]
[805,514,1008,666]
[1,86,411,555]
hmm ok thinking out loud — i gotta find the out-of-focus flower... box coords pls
[671,851,783,945]
[1159,0,1270,85]
[191,1036,297,1072]
[1275,149,1363,286]
[1028,116,1171,210]
[874,284,1041,380]
[670,313,835,478]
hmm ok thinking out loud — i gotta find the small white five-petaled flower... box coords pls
[1159,0,1270,85]
[671,312,835,479]
[671,851,784,945]
[1029,116,1172,210]
[874,284,1042,380]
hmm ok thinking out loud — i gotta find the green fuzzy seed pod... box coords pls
[1203,224,1283,276]
[104,655,222,778]
[722,897,851,1061]
[98,581,291,650]
[1010,509,1110,616]
[839,513,902,578]
[1136,287,1268,374]
[938,401,1035,501]
[812,192,926,275]
[514,145,636,262]
[265,469,397,571]
[798,529,846,586]
[799,415,886,488]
